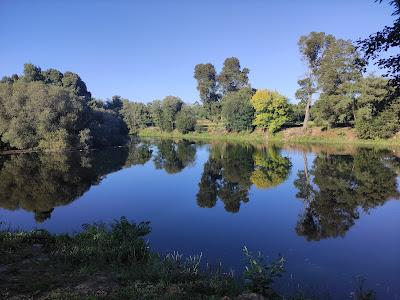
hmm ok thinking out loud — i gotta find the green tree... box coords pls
[42,68,63,86]
[176,105,197,133]
[147,100,163,127]
[23,63,44,82]
[0,65,128,150]
[314,45,362,127]
[194,63,219,111]
[251,89,291,133]
[160,96,183,132]
[358,0,400,97]
[353,76,400,139]
[121,100,151,134]
[218,57,250,94]
[221,88,254,132]
[297,32,332,128]
[105,95,124,114]
[62,71,91,100]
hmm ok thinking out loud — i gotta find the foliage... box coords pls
[218,57,250,94]
[251,89,291,133]
[0,217,289,299]
[355,98,400,139]
[194,63,219,106]
[242,246,285,297]
[354,76,400,139]
[221,88,254,132]
[121,100,151,134]
[160,96,183,132]
[55,217,151,267]
[0,64,127,150]
[175,106,197,133]
[105,95,124,114]
[357,0,400,97]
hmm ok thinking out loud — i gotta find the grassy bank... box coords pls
[139,127,400,148]
[0,218,289,299]
[0,218,377,299]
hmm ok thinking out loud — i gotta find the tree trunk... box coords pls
[303,97,312,130]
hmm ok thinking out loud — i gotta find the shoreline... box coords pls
[139,128,400,149]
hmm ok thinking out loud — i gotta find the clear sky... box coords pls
[0,0,395,103]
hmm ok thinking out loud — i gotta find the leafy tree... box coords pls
[0,80,84,149]
[160,96,183,132]
[42,68,63,86]
[23,63,44,82]
[358,0,400,97]
[251,89,291,133]
[62,71,91,100]
[194,63,219,109]
[218,57,250,94]
[299,34,363,127]
[121,100,151,134]
[221,88,254,132]
[297,32,332,128]
[105,95,124,114]
[353,76,399,138]
[147,100,163,127]
[176,106,197,133]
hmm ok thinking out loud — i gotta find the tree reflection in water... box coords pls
[0,140,152,222]
[197,143,292,212]
[294,149,400,241]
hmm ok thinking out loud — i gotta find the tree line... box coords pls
[0,64,128,151]
[0,1,398,150]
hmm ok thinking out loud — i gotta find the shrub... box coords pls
[355,100,400,139]
[221,88,254,132]
[251,89,291,133]
[176,106,197,133]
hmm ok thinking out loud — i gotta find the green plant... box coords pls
[242,246,285,297]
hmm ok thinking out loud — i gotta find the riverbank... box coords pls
[0,218,290,299]
[139,127,400,148]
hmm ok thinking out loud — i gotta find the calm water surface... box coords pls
[0,138,399,299]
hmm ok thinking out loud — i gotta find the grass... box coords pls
[0,219,377,299]
[139,125,400,149]
[0,218,284,299]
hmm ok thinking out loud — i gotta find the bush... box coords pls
[221,88,254,132]
[176,106,197,133]
[251,89,291,133]
[355,100,400,139]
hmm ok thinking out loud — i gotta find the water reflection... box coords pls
[0,138,398,243]
[0,141,152,222]
[197,144,291,212]
[294,149,400,241]
[153,140,196,173]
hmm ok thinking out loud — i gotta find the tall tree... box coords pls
[218,57,250,94]
[297,32,333,129]
[194,63,219,106]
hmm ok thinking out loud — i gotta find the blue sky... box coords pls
[0,0,395,103]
